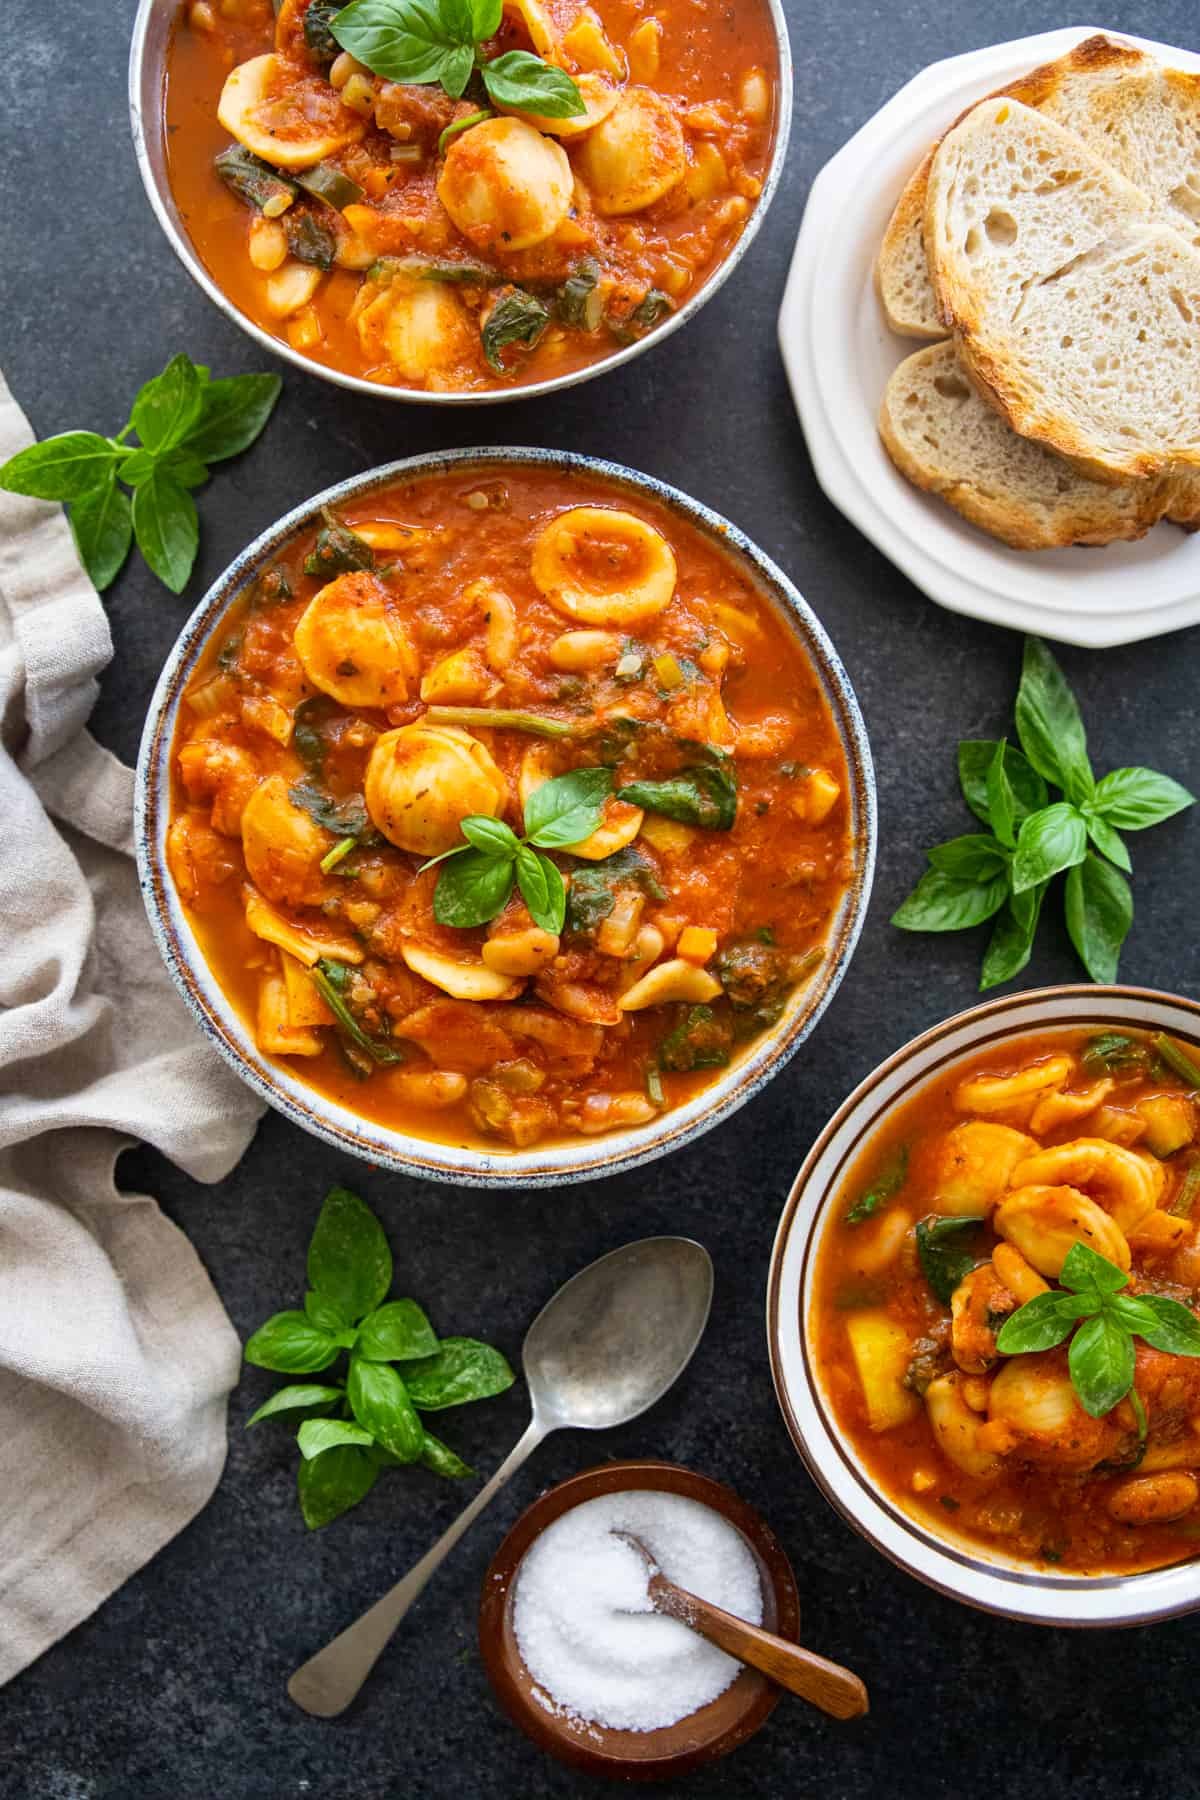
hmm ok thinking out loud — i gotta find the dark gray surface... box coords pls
[4,2,1200,1796]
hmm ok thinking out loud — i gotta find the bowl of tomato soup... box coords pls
[135,449,874,1184]
[769,986,1200,1625]
[129,0,791,401]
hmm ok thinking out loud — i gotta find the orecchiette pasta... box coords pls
[530,507,677,624]
[293,573,417,709]
[575,87,686,214]
[365,723,506,855]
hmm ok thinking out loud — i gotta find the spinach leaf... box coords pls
[916,1215,986,1305]
[289,781,377,843]
[845,1144,908,1225]
[307,1185,393,1324]
[293,695,342,775]
[564,846,665,937]
[303,0,342,59]
[214,144,298,212]
[401,1337,516,1409]
[482,288,551,372]
[309,960,408,1067]
[304,508,375,577]
[286,211,337,270]
[618,759,736,830]
[656,1005,732,1073]
[1081,1030,1150,1076]
[297,1444,379,1529]
[557,258,603,330]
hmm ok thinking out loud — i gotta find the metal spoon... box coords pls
[614,1531,869,1720]
[287,1235,714,1718]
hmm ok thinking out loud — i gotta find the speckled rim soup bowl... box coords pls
[768,984,1200,1627]
[128,0,794,407]
[135,448,876,1187]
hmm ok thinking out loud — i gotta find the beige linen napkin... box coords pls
[0,373,264,1685]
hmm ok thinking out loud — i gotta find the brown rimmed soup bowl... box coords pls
[477,1459,800,1779]
[768,985,1200,1626]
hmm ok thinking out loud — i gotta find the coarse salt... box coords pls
[512,1489,763,1732]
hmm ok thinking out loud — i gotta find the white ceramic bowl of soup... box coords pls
[767,984,1200,1626]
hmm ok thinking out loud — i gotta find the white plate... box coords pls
[778,25,1200,648]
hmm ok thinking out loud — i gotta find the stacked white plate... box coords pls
[779,26,1200,647]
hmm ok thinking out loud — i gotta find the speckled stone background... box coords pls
[4,2,1200,1795]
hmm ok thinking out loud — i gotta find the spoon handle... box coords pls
[649,1575,869,1720]
[288,1418,546,1718]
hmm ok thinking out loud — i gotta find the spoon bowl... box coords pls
[288,1237,713,1717]
[525,1237,714,1431]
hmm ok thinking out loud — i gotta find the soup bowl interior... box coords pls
[128,0,793,406]
[767,984,1200,1626]
[135,447,875,1187]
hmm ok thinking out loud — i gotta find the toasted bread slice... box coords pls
[879,342,1176,547]
[925,100,1200,483]
[877,35,1200,338]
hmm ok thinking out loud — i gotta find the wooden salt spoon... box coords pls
[613,1531,868,1721]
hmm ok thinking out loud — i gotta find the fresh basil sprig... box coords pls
[244,1188,515,1528]
[422,766,612,934]
[0,354,280,595]
[893,637,1194,987]
[996,1242,1200,1418]
[331,0,585,117]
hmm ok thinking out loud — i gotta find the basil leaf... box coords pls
[516,846,566,934]
[401,1336,515,1409]
[0,431,119,501]
[1011,803,1088,894]
[184,371,282,463]
[845,1144,907,1224]
[891,867,1009,932]
[926,834,1009,881]
[244,1310,339,1373]
[986,738,1018,849]
[434,847,515,926]
[979,883,1044,991]
[245,1383,344,1426]
[524,766,613,846]
[419,1430,474,1479]
[996,1290,1088,1354]
[297,1418,376,1460]
[916,1214,986,1305]
[1108,1293,1167,1337]
[131,468,199,594]
[130,352,204,454]
[1086,814,1131,873]
[332,0,471,86]
[1069,1311,1135,1417]
[307,1186,393,1324]
[69,470,133,591]
[347,1356,424,1461]
[1090,767,1196,831]
[297,1444,378,1529]
[460,814,520,857]
[357,1299,439,1363]
[482,50,586,117]
[1064,853,1133,985]
[1014,637,1094,804]
[618,761,737,831]
[1137,1295,1200,1356]
[957,739,1048,831]
[482,287,551,373]
[471,0,502,36]
[305,1289,351,1335]
[1059,1241,1129,1297]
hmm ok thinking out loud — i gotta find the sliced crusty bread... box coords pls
[878,342,1176,547]
[877,35,1200,338]
[925,100,1200,483]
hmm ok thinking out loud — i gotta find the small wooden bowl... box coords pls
[478,1460,801,1782]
